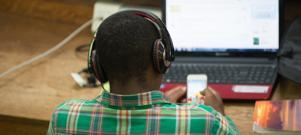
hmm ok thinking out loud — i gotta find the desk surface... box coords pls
[1,12,301,134]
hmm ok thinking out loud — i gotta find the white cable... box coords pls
[0,18,99,78]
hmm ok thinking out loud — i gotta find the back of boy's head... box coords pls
[94,11,160,84]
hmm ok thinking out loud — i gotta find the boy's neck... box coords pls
[110,79,161,95]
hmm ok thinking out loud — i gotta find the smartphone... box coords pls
[187,74,208,101]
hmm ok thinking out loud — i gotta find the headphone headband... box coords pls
[88,10,175,84]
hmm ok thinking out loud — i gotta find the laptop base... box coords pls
[160,83,273,100]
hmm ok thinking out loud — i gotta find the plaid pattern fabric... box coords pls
[48,90,240,135]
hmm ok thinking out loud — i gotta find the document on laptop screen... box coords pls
[165,0,279,52]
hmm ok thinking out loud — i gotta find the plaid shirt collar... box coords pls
[96,90,170,107]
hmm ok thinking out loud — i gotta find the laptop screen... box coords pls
[164,0,280,56]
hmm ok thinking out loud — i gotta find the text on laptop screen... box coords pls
[165,0,279,53]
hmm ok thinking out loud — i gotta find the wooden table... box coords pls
[1,12,301,135]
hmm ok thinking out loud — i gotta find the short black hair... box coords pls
[94,11,159,84]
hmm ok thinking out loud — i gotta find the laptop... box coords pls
[160,0,282,100]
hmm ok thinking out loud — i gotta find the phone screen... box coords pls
[187,75,207,101]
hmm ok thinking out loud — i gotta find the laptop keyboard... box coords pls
[163,63,277,84]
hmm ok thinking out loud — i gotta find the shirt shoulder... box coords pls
[54,99,95,110]
[48,98,101,134]
[50,98,102,120]
[158,103,240,135]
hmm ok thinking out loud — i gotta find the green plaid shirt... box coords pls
[48,90,240,135]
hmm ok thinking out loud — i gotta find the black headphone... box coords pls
[88,10,175,84]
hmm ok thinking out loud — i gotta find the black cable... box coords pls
[75,44,90,52]
[74,44,90,60]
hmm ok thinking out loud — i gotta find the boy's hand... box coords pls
[201,87,225,115]
[164,86,187,103]
[164,86,225,115]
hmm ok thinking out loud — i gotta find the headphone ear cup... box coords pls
[141,11,174,61]
[94,53,109,83]
[90,50,101,82]
[152,39,171,73]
